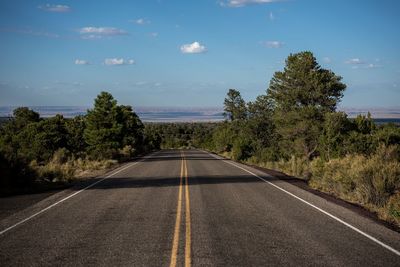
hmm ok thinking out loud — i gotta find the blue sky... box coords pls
[0,0,399,108]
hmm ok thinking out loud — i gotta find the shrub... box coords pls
[119,145,136,160]
[310,155,359,200]
[232,136,252,161]
[385,192,400,226]
[0,150,37,193]
[308,144,400,226]
[34,150,118,182]
[51,148,70,165]
[354,145,400,206]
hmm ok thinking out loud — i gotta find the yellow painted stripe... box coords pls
[169,153,184,267]
[184,154,192,267]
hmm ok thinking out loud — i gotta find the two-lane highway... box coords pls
[0,149,399,266]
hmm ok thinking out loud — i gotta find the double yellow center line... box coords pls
[170,150,191,267]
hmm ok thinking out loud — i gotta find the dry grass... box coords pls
[245,145,400,227]
[31,149,118,182]
[309,145,400,226]
[250,155,310,180]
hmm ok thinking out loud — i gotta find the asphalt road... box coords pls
[0,149,399,266]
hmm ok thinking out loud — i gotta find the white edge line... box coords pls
[0,152,156,236]
[204,150,400,257]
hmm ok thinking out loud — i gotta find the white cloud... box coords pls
[78,27,127,39]
[345,58,382,69]
[180,41,207,54]
[79,27,127,35]
[80,34,101,40]
[74,59,90,65]
[220,0,281,7]
[366,63,382,69]
[149,32,158,38]
[323,57,331,63]
[135,81,148,86]
[104,58,135,66]
[134,18,150,25]
[38,4,71,12]
[345,58,365,64]
[262,41,284,48]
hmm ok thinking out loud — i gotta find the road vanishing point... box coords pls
[0,149,399,266]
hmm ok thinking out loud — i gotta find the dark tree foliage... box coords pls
[0,92,147,193]
[247,95,275,148]
[65,115,86,155]
[144,125,162,150]
[117,105,144,150]
[345,113,377,155]
[12,107,41,129]
[145,122,218,150]
[0,150,36,195]
[374,123,400,147]
[353,112,375,134]
[11,115,67,162]
[82,92,145,159]
[267,51,346,159]
[212,121,235,153]
[319,112,352,160]
[268,51,346,112]
[224,89,247,121]
[84,91,122,159]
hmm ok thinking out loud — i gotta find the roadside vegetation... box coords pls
[148,51,400,227]
[1,51,399,227]
[0,92,159,196]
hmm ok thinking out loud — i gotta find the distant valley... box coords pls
[1,106,400,123]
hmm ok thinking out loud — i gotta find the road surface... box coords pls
[0,149,399,266]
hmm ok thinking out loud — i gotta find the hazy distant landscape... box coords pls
[1,106,400,123]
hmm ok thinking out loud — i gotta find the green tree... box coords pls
[344,113,376,155]
[144,124,162,150]
[353,112,375,134]
[15,114,68,162]
[374,123,400,147]
[65,115,86,155]
[84,92,122,159]
[117,105,144,154]
[12,107,40,129]
[0,108,68,163]
[247,95,275,148]
[224,89,247,121]
[319,112,351,160]
[247,95,280,161]
[0,107,41,158]
[267,51,346,159]
[212,122,235,152]
[231,133,253,161]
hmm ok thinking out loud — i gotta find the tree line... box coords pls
[152,52,399,163]
[1,51,399,226]
[149,51,400,226]
[0,92,159,194]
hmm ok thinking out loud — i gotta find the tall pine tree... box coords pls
[267,51,346,159]
[84,92,123,159]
